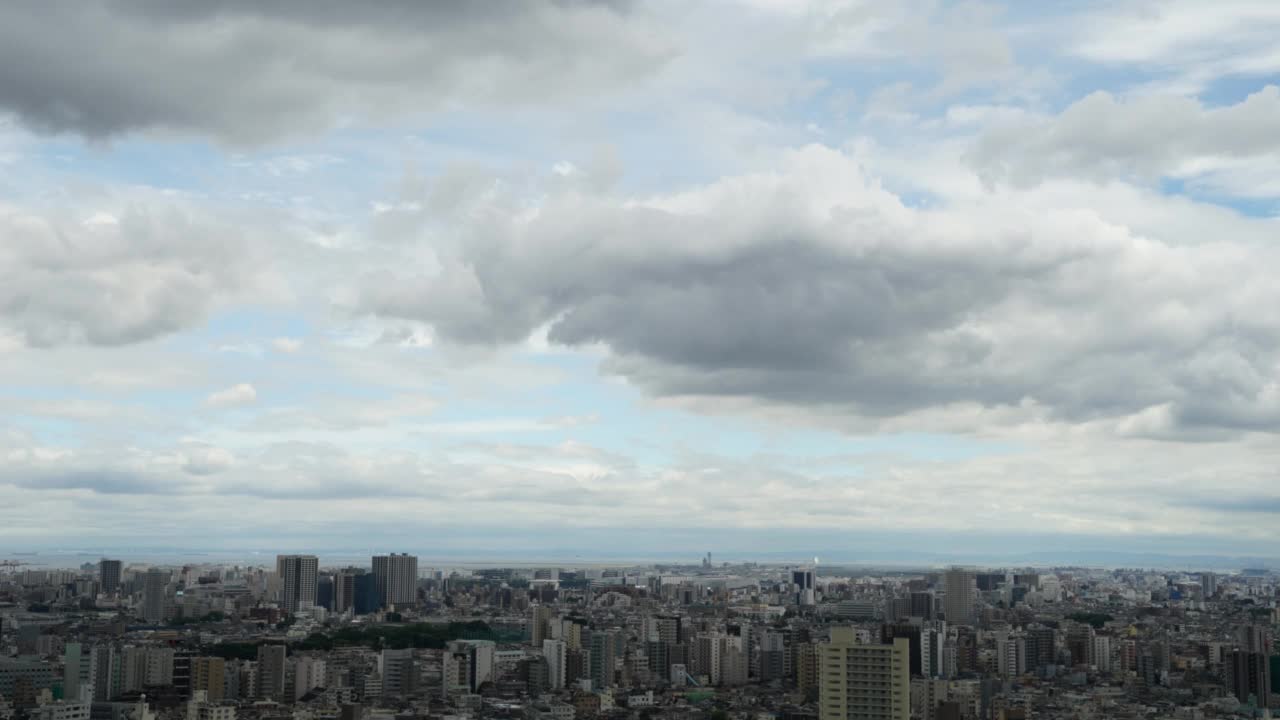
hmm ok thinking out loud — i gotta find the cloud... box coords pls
[271,337,304,353]
[206,383,258,408]
[969,86,1280,188]
[0,1,672,144]
[358,144,1280,437]
[0,194,269,347]
[181,444,236,476]
[11,470,180,496]
[1,429,1278,553]
[1070,0,1280,92]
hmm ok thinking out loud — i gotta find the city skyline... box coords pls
[2,552,1274,717]
[3,2,1280,558]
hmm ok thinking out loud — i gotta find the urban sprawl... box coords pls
[0,554,1276,720]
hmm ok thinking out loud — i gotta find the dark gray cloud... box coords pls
[0,1,669,143]
[359,146,1280,435]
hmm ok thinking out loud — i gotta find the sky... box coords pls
[2,0,1280,564]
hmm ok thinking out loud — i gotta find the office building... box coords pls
[819,627,910,720]
[99,559,122,594]
[1201,572,1218,599]
[332,568,361,613]
[793,568,817,606]
[943,568,976,626]
[910,591,935,620]
[1227,649,1272,708]
[142,569,168,624]
[371,554,418,608]
[353,572,381,615]
[275,555,318,614]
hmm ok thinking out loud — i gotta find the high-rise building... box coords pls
[119,645,174,690]
[173,650,195,698]
[792,569,817,606]
[1201,572,1218,599]
[1235,624,1270,655]
[90,645,117,701]
[353,572,380,615]
[542,640,567,690]
[192,657,226,702]
[943,568,976,626]
[99,560,122,594]
[881,623,924,677]
[256,645,287,702]
[142,569,168,624]
[720,640,747,686]
[379,649,416,699]
[691,633,721,685]
[292,657,326,701]
[332,569,355,613]
[997,634,1026,677]
[1227,649,1272,709]
[371,554,418,608]
[63,644,93,702]
[444,640,495,693]
[591,631,619,690]
[530,606,554,647]
[1025,626,1056,672]
[910,591,935,620]
[759,629,787,682]
[275,555,318,614]
[316,575,334,611]
[819,627,910,720]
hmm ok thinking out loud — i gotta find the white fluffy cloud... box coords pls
[0,193,277,347]
[206,383,258,408]
[970,86,1280,188]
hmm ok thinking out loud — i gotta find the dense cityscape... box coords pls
[0,555,1276,720]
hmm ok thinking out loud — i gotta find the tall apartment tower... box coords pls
[530,606,555,647]
[371,554,418,608]
[1228,649,1272,708]
[275,555,319,614]
[943,568,976,626]
[192,657,226,702]
[1200,572,1218,599]
[332,568,359,613]
[99,559,122,594]
[142,568,168,624]
[543,639,568,690]
[256,645,287,702]
[819,627,910,720]
[63,643,94,702]
[590,631,619,690]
